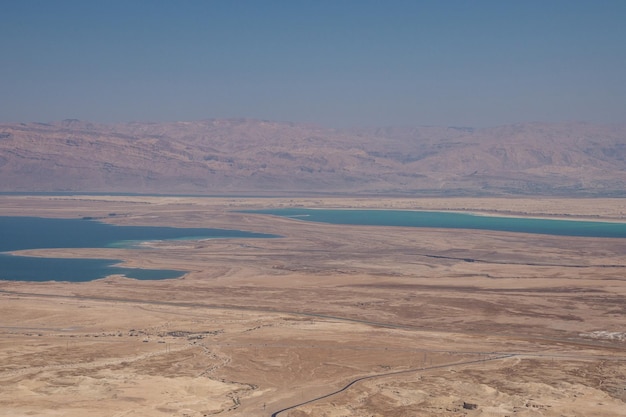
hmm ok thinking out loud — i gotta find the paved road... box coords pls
[270,354,515,417]
[4,288,626,416]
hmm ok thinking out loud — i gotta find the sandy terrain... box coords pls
[1,195,625,416]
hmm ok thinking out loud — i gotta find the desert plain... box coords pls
[1,195,626,417]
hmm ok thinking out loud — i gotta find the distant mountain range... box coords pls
[1,119,625,196]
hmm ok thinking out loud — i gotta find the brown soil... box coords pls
[1,195,625,417]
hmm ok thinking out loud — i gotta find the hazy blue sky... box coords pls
[1,0,625,127]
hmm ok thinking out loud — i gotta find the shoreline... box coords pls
[1,194,625,221]
[2,194,626,416]
[275,206,626,224]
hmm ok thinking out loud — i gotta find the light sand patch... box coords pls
[1,196,625,416]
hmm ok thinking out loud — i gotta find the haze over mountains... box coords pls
[1,119,625,196]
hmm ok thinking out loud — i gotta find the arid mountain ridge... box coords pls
[1,119,625,196]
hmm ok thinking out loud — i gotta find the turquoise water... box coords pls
[246,208,626,238]
[0,216,277,282]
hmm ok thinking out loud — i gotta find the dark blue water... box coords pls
[245,208,626,238]
[0,216,277,282]
[0,255,183,282]
[0,216,276,252]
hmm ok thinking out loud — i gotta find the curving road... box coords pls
[3,289,626,415]
[270,354,515,417]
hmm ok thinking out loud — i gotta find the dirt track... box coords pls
[1,195,626,416]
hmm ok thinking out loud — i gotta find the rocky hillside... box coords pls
[1,119,625,196]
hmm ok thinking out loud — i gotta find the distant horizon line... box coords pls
[1,117,623,130]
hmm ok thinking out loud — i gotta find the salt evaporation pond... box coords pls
[245,208,626,238]
[0,216,277,282]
